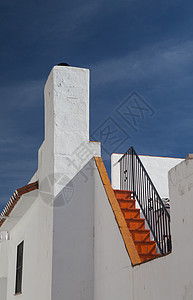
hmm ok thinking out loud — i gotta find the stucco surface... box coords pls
[3,197,53,300]
[94,159,133,300]
[0,277,7,300]
[52,159,95,300]
[131,158,193,300]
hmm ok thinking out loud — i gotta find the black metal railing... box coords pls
[119,146,171,255]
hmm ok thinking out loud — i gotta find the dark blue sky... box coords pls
[1,0,193,211]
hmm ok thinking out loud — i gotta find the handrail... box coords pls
[118,146,171,254]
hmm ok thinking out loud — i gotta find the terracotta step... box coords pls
[113,189,163,263]
[134,241,156,254]
[114,190,132,200]
[118,199,136,209]
[130,229,150,242]
[126,218,145,230]
[121,208,140,219]
[139,252,162,262]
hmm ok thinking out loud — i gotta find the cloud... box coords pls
[91,39,193,88]
[0,79,44,109]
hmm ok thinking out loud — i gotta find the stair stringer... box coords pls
[94,157,141,266]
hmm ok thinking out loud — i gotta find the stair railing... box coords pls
[118,146,171,255]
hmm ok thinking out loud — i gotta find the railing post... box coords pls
[131,147,135,196]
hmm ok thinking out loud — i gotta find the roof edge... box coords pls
[0,181,39,228]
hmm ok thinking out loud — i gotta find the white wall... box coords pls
[0,238,8,300]
[130,157,193,300]
[94,160,133,300]
[3,192,53,300]
[50,152,192,300]
[0,277,7,300]
[0,241,8,279]
[52,159,95,300]
[3,153,190,300]
[111,153,183,198]
[52,157,135,300]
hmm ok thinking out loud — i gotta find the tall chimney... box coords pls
[38,66,101,197]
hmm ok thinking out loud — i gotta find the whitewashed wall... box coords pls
[111,153,183,198]
[52,159,95,300]
[94,160,133,300]
[0,239,8,300]
[0,189,53,300]
[0,241,8,279]
[131,157,193,299]
[0,277,7,300]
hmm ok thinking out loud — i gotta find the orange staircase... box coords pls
[114,190,162,262]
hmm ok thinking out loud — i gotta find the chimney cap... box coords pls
[57,62,70,66]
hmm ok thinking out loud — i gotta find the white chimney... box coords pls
[38,65,101,197]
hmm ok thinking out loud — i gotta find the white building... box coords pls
[0,65,193,300]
